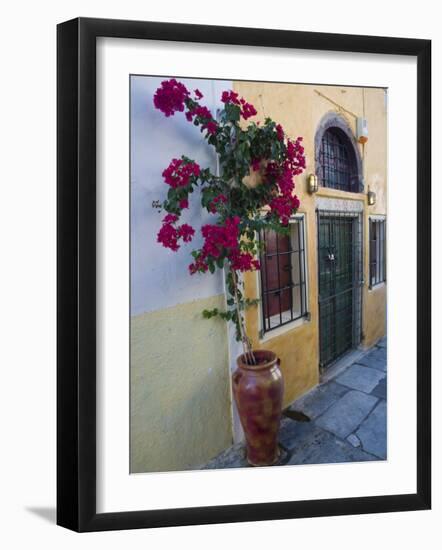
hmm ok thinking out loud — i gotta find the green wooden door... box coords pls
[318,214,358,369]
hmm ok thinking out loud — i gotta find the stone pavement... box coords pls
[203,337,387,469]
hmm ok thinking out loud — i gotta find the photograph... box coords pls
[0,0,435,544]
[130,75,387,474]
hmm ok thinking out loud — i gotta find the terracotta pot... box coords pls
[232,350,284,466]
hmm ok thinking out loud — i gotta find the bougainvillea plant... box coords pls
[154,79,306,364]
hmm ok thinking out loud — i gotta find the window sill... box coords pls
[315,187,365,201]
[368,281,386,292]
[259,315,310,343]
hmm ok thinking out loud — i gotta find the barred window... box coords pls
[369,218,386,287]
[259,217,308,334]
[319,128,359,192]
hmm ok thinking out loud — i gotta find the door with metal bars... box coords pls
[317,211,363,369]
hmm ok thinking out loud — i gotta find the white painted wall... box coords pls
[131,75,244,443]
[130,76,231,316]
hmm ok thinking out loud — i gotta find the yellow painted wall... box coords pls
[130,294,233,473]
[234,82,387,406]
[362,89,388,347]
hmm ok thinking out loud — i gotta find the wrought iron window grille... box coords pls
[259,218,308,335]
[369,218,387,288]
[319,128,360,192]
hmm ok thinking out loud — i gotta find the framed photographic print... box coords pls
[57,17,431,532]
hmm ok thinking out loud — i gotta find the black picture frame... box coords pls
[57,17,431,532]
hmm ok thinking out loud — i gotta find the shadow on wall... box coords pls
[25,507,56,524]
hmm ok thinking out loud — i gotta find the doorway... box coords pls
[317,210,363,370]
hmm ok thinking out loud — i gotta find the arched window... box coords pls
[319,128,358,191]
[315,114,363,193]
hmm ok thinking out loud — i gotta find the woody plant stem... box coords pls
[230,268,256,365]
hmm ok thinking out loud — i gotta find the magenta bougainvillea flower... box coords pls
[162,158,200,188]
[240,101,257,120]
[157,219,180,251]
[203,120,218,135]
[221,89,257,120]
[189,217,246,274]
[177,224,195,242]
[269,194,301,226]
[153,79,190,117]
[251,158,261,171]
[157,215,195,251]
[229,250,260,272]
[152,78,306,347]
[276,124,284,141]
[221,90,240,104]
[286,136,306,174]
[209,194,228,213]
[163,213,179,224]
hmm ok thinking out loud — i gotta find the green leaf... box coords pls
[224,103,241,122]
[202,308,219,319]
[244,298,260,308]
[219,311,232,321]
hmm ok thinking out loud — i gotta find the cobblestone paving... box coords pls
[203,337,387,469]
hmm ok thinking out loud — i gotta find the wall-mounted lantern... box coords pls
[307,173,319,194]
[357,117,369,144]
[367,188,376,206]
